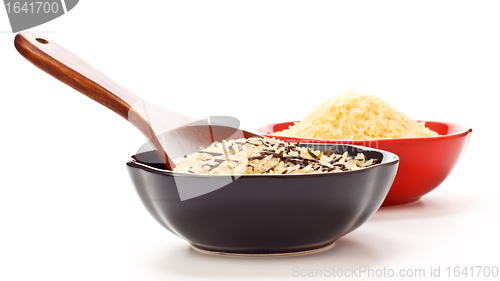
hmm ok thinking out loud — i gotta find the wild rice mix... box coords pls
[173,137,378,175]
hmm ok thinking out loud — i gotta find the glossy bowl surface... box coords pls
[256,121,472,206]
[127,143,399,255]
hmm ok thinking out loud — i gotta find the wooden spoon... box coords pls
[14,32,262,170]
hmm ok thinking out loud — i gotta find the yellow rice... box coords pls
[274,92,439,140]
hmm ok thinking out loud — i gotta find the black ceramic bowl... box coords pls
[127,143,399,255]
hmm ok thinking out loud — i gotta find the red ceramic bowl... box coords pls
[256,121,472,206]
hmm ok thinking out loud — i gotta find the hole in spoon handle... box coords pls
[36,38,49,44]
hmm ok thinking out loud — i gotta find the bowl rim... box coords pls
[127,143,400,178]
[255,120,472,143]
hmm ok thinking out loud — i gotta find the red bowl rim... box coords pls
[255,120,472,143]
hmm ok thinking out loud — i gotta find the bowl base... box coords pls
[190,242,335,257]
[381,197,422,207]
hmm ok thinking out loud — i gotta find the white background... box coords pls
[0,1,498,280]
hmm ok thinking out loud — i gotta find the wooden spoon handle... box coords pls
[14,32,139,120]
[14,32,174,169]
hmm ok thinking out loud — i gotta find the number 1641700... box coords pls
[5,1,59,14]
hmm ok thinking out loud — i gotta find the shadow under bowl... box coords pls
[256,121,472,206]
[127,143,399,255]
